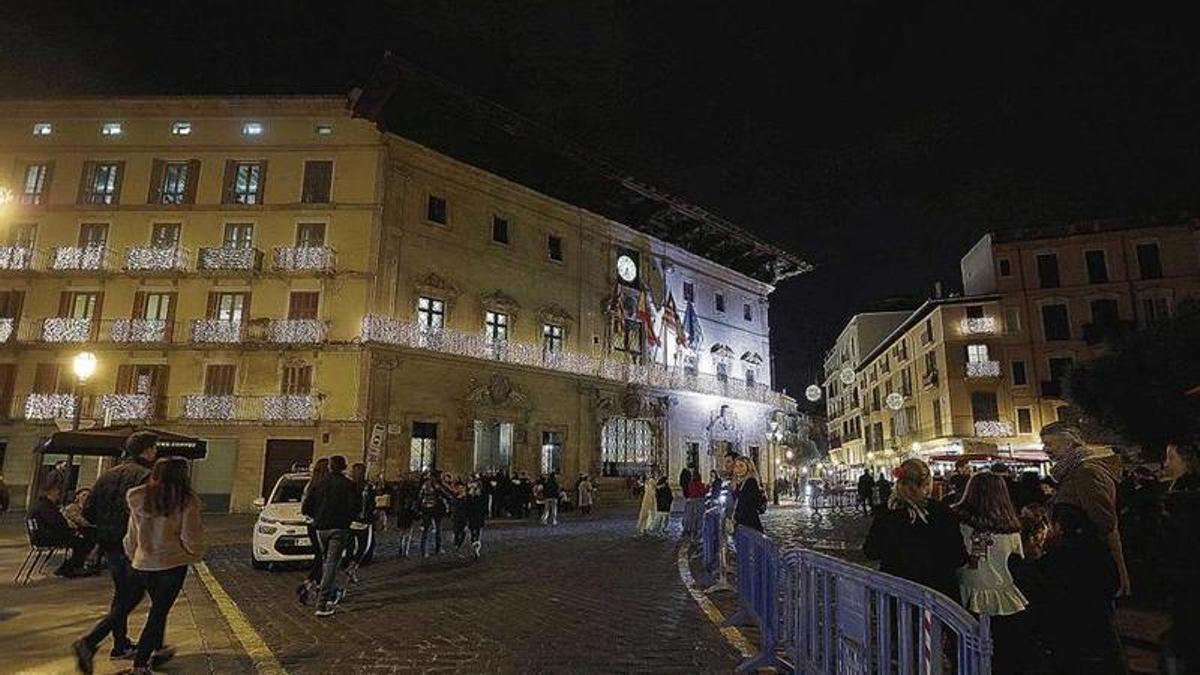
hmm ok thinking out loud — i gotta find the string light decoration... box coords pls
[0,318,13,343]
[126,246,189,272]
[0,245,35,271]
[267,319,327,343]
[197,246,259,271]
[183,394,236,421]
[965,360,1001,378]
[98,394,154,421]
[51,246,107,271]
[262,394,319,421]
[273,246,335,273]
[110,319,170,343]
[360,315,788,407]
[959,317,998,335]
[24,393,76,420]
[41,318,92,342]
[974,420,1014,437]
[191,319,243,343]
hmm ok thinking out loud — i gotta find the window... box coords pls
[280,363,313,395]
[8,222,36,248]
[136,292,174,322]
[683,353,698,376]
[116,364,168,400]
[1048,357,1074,385]
[682,281,694,302]
[1041,303,1070,341]
[60,291,101,319]
[600,417,655,476]
[541,431,563,474]
[714,293,726,313]
[485,311,509,343]
[314,124,334,136]
[223,161,265,205]
[208,292,247,322]
[966,305,984,319]
[745,367,756,388]
[33,363,68,394]
[78,222,109,247]
[427,195,447,224]
[223,223,254,248]
[417,297,445,330]
[20,163,52,205]
[1016,408,1033,434]
[970,391,1000,423]
[295,222,326,247]
[32,122,52,136]
[743,303,753,322]
[204,364,236,396]
[1035,253,1060,289]
[997,258,1012,277]
[242,121,264,136]
[1136,242,1163,279]
[492,215,509,244]
[547,235,564,262]
[410,422,438,472]
[171,121,192,136]
[1141,295,1171,326]
[924,351,937,374]
[1004,306,1021,334]
[150,223,181,248]
[79,161,123,204]
[932,398,944,436]
[151,160,194,204]
[716,361,730,384]
[301,160,333,203]
[1011,360,1027,386]
[542,323,563,353]
[100,122,122,136]
[287,292,320,320]
[1084,250,1109,283]
[614,320,644,357]
[1090,298,1119,325]
[966,344,990,363]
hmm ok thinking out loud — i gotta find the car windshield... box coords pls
[270,478,309,504]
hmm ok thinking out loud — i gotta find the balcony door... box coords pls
[473,420,513,472]
[115,364,169,418]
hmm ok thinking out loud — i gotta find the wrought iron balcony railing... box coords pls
[190,319,243,344]
[50,246,109,271]
[40,317,96,342]
[959,317,999,336]
[974,420,1015,438]
[126,246,190,272]
[262,394,321,421]
[0,246,37,271]
[107,319,175,344]
[97,393,161,421]
[965,360,1002,378]
[197,246,262,272]
[23,393,78,420]
[264,319,328,344]
[272,246,336,273]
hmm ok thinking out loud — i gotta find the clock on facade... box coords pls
[616,250,639,285]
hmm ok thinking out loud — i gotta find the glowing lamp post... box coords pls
[64,351,98,490]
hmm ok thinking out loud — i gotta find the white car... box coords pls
[252,471,315,569]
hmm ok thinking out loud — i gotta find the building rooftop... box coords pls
[991,212,1200,244]
[855,294,1000,370]
[350,53,812,285]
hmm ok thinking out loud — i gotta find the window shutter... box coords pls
[77,161,95,204]
[0,363,15,417]
[206,292,219,318]
[184,159,201,204]
[147,159,165,204]
[221,160,237,204]
[165,292,178,341]
[288,292,319,319]
[241,292,252,318]
[115,365,135,394]
[34,363,61,394]
[131,292,146,319]
[0,290,23,318]
[41,161,55,204]
[57,291,72,317]
[111,161,126,204]
[255,160,268,204]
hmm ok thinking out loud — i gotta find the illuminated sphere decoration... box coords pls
[839,367,855,385]
[805,384,822,402]
[885,392,904,411]
[72,351,98,382]
[785,450,795,460]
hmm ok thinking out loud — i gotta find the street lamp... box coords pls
[72,351,98,383]
[64,351,97,492]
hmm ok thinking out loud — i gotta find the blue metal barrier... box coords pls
[699,506,727,590]
[725,527,787,672]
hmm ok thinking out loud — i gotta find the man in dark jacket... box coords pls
[302,455,360,617]
[73,431,158,673]
[856,470,876,515]
[30,476,93,576]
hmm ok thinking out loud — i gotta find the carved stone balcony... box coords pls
[126,246,189,272]
[51,246,109,272]
[24,393,77,420]
[262,394,320,421]
[197,247,262,272]
[974,420,1015,438]
[191,319,243,344]
[265,319,327,344]
[272,246,335,273]
[108,319,174,344]
[41,318,95,342]
[0,246,36,271]
[965,360,1001,378]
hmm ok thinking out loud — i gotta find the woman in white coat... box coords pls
[636,472,658,536]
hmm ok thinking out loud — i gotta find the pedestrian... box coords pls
[1012,471,1044,510]
[1009,504,1051,670]
[682,472,707,538]
[732,456,766,532]
[1040,421,1130,595]
[1158,438,1200,672]
[344,462,374,583]
[679,466,692,494]
[296,457,329,605]
[875,472,892,509]
[393,473,419,558]
[1038,503,1125,673]
[947,458,972,502]
[707,469,723,501]
[417,474,447,557]
[577,474,595,516]
[302,455,360,617]
[453,479,487,559]
[636,472,657,536]
[30,472,94,576]
[653,476,673,537]
[952,472,1028,674]
[122,457,206,673]
[863,458,967,602]
[73,431,159,673]
[856,469,876,515]
[541,472,561,525]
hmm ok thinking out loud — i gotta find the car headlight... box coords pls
[257,524,278,535]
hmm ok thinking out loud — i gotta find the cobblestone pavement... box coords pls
[760,497,871,563]
[205,510,739,673]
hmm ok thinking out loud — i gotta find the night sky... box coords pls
[4,1,1199,399]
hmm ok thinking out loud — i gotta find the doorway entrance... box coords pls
[473,420,513,473]
[262,439,314,498]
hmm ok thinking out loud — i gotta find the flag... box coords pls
[636,285,660,347]
[608,283,626,342]
[683,298,703,350]
[661,291,686,346]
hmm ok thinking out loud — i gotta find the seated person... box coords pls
[29,478,94,577]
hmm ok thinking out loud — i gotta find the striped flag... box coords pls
[683,298,704,350]
[608,282,626,343]
[636,285,660,347]
[661,291,686,346]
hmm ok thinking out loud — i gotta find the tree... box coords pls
[1067,299,1200,459]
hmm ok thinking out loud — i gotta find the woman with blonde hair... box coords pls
[863,458,967,601]
[732,455,766,532]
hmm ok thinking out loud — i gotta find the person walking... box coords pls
[732,456,766,532]
[1040,421,1130,595]
[856,469,876,516]
[875,472,892,509]
[681,472,707,538]
[636,472,658,536]
[452,479,487,558]
[296,458,329,605]
[417,474,447,557]
[863,458,968,602]
[952,472,1029,673]
[577,474,595,516]
[73,431,159,673]
[541,473,561,526]
[393,474,419,558]
[302,455,360,617]
[653,476,673,537]
[121,457,206,674]
[344,462,374,583]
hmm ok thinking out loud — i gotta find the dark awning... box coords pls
[36,425,208,460]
